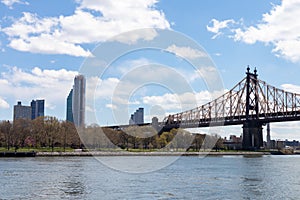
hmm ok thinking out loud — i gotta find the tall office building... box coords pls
[13,101,31,121]
[31,99,45,120]
[66,89,74,123]
[66,75,85,127]
[129,108,144,125]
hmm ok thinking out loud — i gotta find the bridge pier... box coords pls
[242,121,263,150]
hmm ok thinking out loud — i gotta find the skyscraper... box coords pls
[129,108,144,125]
[66,89,74,123]
[13,101,31,121]
[67,75,85,127]
[31,99,45,120]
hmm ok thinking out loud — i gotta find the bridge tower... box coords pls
[242,67,263,150]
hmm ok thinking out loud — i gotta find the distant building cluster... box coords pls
[66,75,86,127]
[13,100,44,121]
[264,139,300,150]
[223,135,242,150]
[223,129,300,151]
[12,74,86,128]
[129,107,144,125]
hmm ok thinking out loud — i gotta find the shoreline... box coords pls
[3,150,299,157]
[35,151,272,157]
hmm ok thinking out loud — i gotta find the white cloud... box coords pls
[115,58,152,75]
[231,1,300,45]
[112,28,158,44]
[105,104,117,110]
[208,1,300,62]
[270,122,300,141]
[86,76,120,100]
[76,0,170,28]
[9,35,92,57]
[206,19,235,39]
[197,66,217,77]
[272,40,300,62]
[142,90,226,112]
[3,12,92,57]
[1,0,170,57]
[0,66,78,111]
[143,93,180,110]
[0,97,9,109]
[165,44,207,60]
[281,83,300,93]
[1,0,28,9]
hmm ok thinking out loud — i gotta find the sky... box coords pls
[1,0,300,140]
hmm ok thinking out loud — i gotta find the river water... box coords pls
[1,155,300,200]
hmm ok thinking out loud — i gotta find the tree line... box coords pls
[0,117,224,151]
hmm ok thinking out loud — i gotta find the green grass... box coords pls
[126,149,156,152]
[0,147,75,152]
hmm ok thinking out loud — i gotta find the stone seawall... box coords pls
[36,151,270,157]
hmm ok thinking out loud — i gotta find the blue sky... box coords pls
[1,0,300,140]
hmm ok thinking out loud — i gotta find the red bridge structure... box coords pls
[162,67,300,150]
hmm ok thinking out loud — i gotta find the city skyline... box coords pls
[1,2,300,199]
[1,1,300,140]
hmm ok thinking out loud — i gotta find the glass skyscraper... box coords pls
[31,99,45,120]
[66,75,85,127]
[66,89,74,123]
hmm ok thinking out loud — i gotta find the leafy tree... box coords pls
[0,120,12,150]
[191,134,205,151]
[11,119,31,151]
[170,129,194,150]
[44,116,60,152]
[31,116,45,148]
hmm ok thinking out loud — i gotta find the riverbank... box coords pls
[3,149,298,157]
[36,151,271,157]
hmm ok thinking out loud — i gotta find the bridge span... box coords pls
[104,67,300,150]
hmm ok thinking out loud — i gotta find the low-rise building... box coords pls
[223,135,242,150]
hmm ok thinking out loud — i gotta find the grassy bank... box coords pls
[0,147,288,156]
[0,147,75,152]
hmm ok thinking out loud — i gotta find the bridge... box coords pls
[105,67,300,150]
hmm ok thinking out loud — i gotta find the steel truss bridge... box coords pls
[106,67,300,149]
[162,67,300,149]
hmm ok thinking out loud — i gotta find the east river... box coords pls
[1,155,300,199]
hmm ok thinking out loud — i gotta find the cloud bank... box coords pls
[207,0,300,63]
[1,0,170,57]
